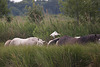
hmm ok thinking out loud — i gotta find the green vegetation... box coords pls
[32,15,100,41]
[0,1,99,67]
[0,0,10,18]
[26,2,44,23]
[0,43,100,67]
[8,0,60,16]
[0,16,36,41]
[0,15,100,42]
[59,0,100,23]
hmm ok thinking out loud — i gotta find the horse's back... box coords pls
[27,37,39,41]
[9,38,27,46]
[57,36,74,45]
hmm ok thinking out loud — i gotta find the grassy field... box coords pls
[0,15,100,42]
[0,15,100,67]
[0,43,100,67]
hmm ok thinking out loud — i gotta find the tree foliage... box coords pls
[27,2,44,23]
[8,0,32,16]
[0,0,10,18]
[7,0,60,16]
[42,0,60,14]
[59,0,100,23]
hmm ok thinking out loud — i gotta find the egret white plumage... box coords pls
[50,31,60,38]
[74,36,80,39]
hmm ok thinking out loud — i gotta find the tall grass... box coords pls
[33,15,100,41]
[0,43,100,67]
[0,15,100,42]
[0,16,36,42]
[0,15,99,67]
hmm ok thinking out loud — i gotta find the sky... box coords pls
[10,0,23,3]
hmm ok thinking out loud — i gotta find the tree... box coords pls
[59,0,100,23]
[26,1,44,23]
[0,0,10,18]
[43,0,60,14]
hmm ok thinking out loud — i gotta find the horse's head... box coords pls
[37,39,47,45]
[82,34,100,42]
[77,34,100,44]
[95,34,100,42]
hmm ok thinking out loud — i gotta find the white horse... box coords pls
[4,37,45,46]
